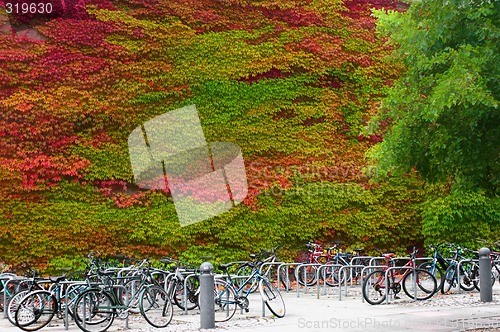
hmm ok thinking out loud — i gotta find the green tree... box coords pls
[368,0,500,244]
[369,0,499,195]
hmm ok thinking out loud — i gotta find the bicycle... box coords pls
[479,250,500,289]
[362,248,437,305]
[326,244,366,286]
[213,262,285,322]
[439,245,476,294]
[470,241,500,291]
[7,268,52,326]
[73,266,173,332]
[296,242,336,286]
[158,258,200,311]
[14,275,76,331]
[418,243,451,292]
[8,257,105,328]
[234,246,285,292]
[460,249,496,292]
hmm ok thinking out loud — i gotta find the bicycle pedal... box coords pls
[245,308,249,313]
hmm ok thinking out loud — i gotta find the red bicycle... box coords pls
[296,242,336,286]
[362,248,438,304]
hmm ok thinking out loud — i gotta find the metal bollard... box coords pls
[479,247,492,302]
[199,262,215,329]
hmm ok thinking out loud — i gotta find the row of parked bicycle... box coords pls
[292,241,500,305]
[0,251,285,332]
[0,241,499,331]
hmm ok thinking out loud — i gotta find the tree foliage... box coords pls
[369,0,499,195]
[368,0,499,246]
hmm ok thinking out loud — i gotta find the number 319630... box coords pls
[5,2,53,14]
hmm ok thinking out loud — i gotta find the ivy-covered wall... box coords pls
[0,0,428,272]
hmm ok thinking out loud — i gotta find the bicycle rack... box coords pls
[351,256,373,267]
[163,272,175,292]
[338,264,366,301]
[262,296,266,318]
[360,265,385,303]
[80,283,129,330]
[314,263,343,299]
[182,273,199,315]
[368,257,390,267]
[413,257,432,266]
[348,257,372,288]
[259,262,284,285]
[393,256,411,262]
[295,263,321,297]
[62,281,88,330]
[383,266,418,304]
[115,266,134,277]
[277,263,302,292]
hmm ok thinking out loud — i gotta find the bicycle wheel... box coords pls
[458,261,477,291]
[402,269,437,300]
[174,277,199,310]
[139,285,173,328]
[418,261,444,293]
[74,289,115,332]
[472,264,496,291]
[8,290,29,325]
[296,264,317,286]
[259,278,285,318]
[15,290,56,331]
[235,264,259,293]
[362,270,387,305]
[214,279,237,322]
[441,264,457,294]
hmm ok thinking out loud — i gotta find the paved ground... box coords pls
[1,284,499,332]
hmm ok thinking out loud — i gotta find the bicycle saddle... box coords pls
[98,269,116,276]
[159,258,173,264]
[354,248,363,252]
[218,264,233,271]
[49,275,66,283]
[382,253,395,258]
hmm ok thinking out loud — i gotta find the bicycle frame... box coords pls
[426,244,451,274]
[227,267,266,298]
[381,257,417,285]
